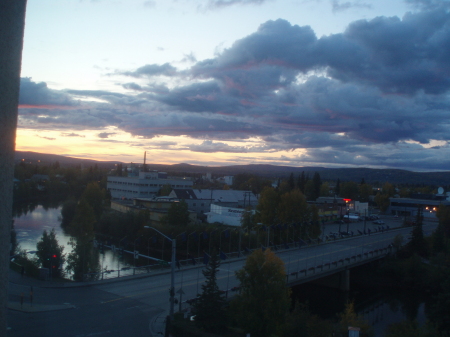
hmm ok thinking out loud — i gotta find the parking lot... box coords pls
[321,214,419,240]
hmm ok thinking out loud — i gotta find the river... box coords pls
[12,203,131,278]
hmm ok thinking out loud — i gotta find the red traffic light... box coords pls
[52,254,57,258]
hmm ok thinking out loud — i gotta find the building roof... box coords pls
[170,189,258,203]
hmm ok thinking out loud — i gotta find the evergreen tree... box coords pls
[312,172,321,200]
[288,172,295,191]
[36,228,65,276]
[408,206,428,257]
[335,178,341,196]
[193,253,227,333]
[298,171,306,193]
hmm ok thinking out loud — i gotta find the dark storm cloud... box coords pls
[120,63,177,78]
[19,78,76,107]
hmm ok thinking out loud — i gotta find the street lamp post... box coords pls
[144,226,176,320]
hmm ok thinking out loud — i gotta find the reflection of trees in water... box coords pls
[13,201,39,218]
[355,287,426,328]
[12,198,61,218]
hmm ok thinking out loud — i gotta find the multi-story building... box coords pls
[107,171,193,199]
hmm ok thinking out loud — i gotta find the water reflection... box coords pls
[291,283,427,337]
[13,203,131,279]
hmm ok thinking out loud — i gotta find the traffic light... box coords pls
[52,254,57,259]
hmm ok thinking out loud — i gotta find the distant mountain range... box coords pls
[15,151,450,187]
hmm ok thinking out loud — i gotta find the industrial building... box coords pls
[107,170,193,199]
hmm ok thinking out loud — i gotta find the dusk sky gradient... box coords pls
[17,0,450,171]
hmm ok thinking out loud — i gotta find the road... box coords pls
[7,219,436,337]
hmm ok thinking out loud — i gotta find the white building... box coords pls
[168,189,258,222]
[207,204,254,227]
[107,171,193,199]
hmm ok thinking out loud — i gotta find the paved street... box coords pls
[6,218,436,337]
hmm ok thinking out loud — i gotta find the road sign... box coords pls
[176,288,185,295]
[134,251,139,259]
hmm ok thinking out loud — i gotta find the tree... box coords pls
[80,182,105,221]
[304,180,315,201]
[375,192,390,213]
[231,249,290,337]
[193,253,227,333]
[158,184,172,196]
[65,237,99,281]
[338,302,372,336]
[335,178,341,197]
[164,200,190,226]
[255,187,279,225]
[312,172,321,201]
[340,181,359,200]
[60,199,77,228]
[359,183,373,203]
[278,189,308,224]
[68,199,96,238]
[320,182,330,197]
[309,205,321,238]
[241,206,255,231]
[408,207,428,257]
[298,171,306,193]
[36,228,65,276]
[383,182,396,197]
[288,173,295,191]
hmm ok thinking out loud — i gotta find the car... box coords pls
[373,220,385,225]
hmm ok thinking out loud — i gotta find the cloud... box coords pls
[61,132,85,137]
[405,0,450,10]
[17,6,450,171]
[98,132,116,139]
[331,0,372,13]
[143,0,156,8]
[37,135,56,141]
[119,63,177,78]
[181,52,197,63]
[205,0,269,9]
[19,78,76,107]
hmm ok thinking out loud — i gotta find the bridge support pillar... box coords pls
[310,268,351,291]
[339,269,350,292]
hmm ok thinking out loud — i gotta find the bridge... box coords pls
[92,223,436,317]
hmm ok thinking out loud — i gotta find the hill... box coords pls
[14,151,450,186]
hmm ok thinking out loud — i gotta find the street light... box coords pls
[144,226,176,320]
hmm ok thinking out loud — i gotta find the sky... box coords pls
[17,0,450,171]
